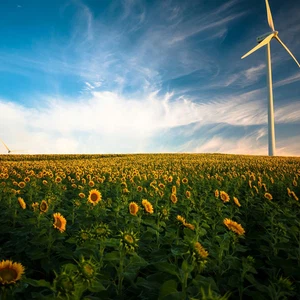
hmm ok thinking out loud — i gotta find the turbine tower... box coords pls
[241,0,300,156]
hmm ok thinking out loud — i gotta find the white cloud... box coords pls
[1,89,299,154]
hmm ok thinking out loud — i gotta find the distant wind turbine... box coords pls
[0,138,25,154]
[241,0,300,156]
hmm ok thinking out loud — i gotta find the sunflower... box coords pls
[18,197,26,209]
[170,193,178,204]
[87,189,102,205]
[129,202,139,216]
[55,176,62,184]
[220,191,230,203]
[24,177,30,183]
[233,197,241,207]
[88,180,95,187]
[42,180,48,185]
[184,222,195,231]
[172,185,177,194]
[176,215,186,224]
[223,218,245,235]
[18,182,26,188]
[40,200,49,213]
[158,183,165,189]
[291,191,299,201]
[141,199,154,214]
[92,223,111,239]
[194,242,209,259]
[120,231,139,252]
[32,202,39,212]
[168,176,173,182]
[182,178,188,184]
[0,260,25,285]
[214,189,219,198]
[185,191,191,199]
[53,213,67,233]
[264,192,273,201]
[137,186,143,192]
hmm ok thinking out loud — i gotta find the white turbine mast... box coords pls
[241,0,300,156]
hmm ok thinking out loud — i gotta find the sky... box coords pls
[0,0,300,156]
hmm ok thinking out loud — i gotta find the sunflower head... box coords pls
[18,197,26,209]
[54,272,76,297]
[170,193,178,204]
[77,256,98,281]
[158,206,170,221]
[220,191,230,202]
[141,199,154,214]
[92,223,111,240]
[0,260,25,285]
[193,242,209,259]
[18,182,26,188]
[214,189,219,198]
[223,218,245,235]
[32,202,39,212]
[264,192,273,201]
[120,231,139,252]
[129,202,139,216]
[53,213,67,233]
[40,200,49,213]
[88,189,102,205]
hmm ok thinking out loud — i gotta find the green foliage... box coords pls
[0,153,300,299]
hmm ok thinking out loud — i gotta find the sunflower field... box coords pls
[0,153,299,299]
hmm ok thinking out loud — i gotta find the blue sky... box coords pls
[0,0,299,155]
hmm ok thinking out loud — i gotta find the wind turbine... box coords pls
[241,0,300,156]
[0,138,25,154]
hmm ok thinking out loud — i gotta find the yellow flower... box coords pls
[293,179,297,187]
[142,199,154,214]
[291,191,299,201]
[55,176,62,184]
[233,197,241,207]
[220,191,230,203]
[120,231,139,252]
[223,218,245,235]
[0,260,25,285]
[32,202,39,212]
[182,178,188,184]
[176,215,186,224]
[18,181,26,188]
[88,189,102,205]
[18,197,26,209]
[88,180,95,187]
[79,192,85,198]
[172,186,177,194]
[264,192,273,201]
[170,193,178,204]
[137,186,143,192]
[184,222,195,231]
[129,202,139,216]
[40,200,49,213]
[214,189,219,198]
[185,191,191,199]
[53,213,67,233]
[194,242,209,259]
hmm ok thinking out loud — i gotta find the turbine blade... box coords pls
[241,33,274,59]
[275,36,300,67]
[0,139,10,152]
[265,0,275,31]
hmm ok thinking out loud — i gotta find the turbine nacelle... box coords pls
[257,31,278,43]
